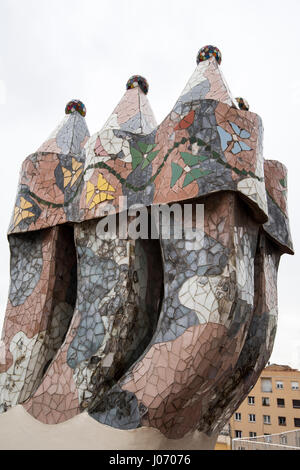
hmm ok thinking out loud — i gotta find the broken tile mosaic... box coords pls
[0,45,293,440]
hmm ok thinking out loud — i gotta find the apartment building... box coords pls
[215,423,231,450]
[229,364,300,444]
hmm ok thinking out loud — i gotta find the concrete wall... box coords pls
[0,405,217,450]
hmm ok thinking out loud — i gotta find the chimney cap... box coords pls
[235,97,250,111]
[126,75,149,95]
[65,100,86,117]
[196,45,222,65]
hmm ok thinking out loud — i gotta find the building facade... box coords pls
[229,364,300,443]
[215,423,231,450]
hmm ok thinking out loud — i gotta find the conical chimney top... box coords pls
[172,45,238,113]
[37,99,90,156]
[85,77,157,167]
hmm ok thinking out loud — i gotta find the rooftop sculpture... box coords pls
[0,45,293,445]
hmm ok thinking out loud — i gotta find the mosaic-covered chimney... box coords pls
[0,46,293,443]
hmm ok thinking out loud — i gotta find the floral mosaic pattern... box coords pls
[217,121,252,154]
[86,174,115,209]
[62,157,83,188]
[13,197,35,228]
[0,46,293,440]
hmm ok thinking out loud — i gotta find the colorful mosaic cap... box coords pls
[196,45,222,65]
[126,75,149,95]
[65,100,86,117]
[235,97,250,111]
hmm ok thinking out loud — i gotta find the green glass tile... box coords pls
[171,162,184,188]
[190,168,212,179]
[138,142,156,153]
[141,150,159,170]
[147,150,159,162]
[130,146,143,170]
[212,151,221,158]
[182,172,195,188]
[180,152,199,166]
[180,152,209,166]
[279,178,287,188]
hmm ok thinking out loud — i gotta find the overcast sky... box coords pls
[0,0,299,369]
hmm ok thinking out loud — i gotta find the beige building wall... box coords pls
[215,434,231,450]
[229,364,300,441]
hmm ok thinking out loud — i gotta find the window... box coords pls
[277,398,285,407]
[249,432,257,438]
[263,415,271,424]
[248,413,256,423]
[278,416,286,426]
[261,378,272,392]
[248,396,255,405]
[291,381,299,390]
[276,381,284,389]
[262,397,270,406]
[280,434,288,445]
[235,430,242,438]
[292,400,300,408]
[294,418,300,427]
[264,434,272,443]
[234,412,241,421]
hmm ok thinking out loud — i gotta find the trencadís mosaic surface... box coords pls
[0,45,293,439]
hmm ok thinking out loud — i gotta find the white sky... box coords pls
[0,0,299,369]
